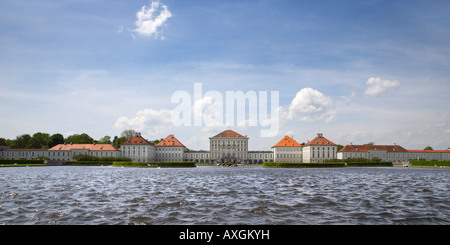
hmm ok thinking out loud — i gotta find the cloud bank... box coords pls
[364,77,400,97]
[114,109,172,136]
[285,88,336,123]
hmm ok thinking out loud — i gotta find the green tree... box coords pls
[121,129,138,139]
[424,146,434,150]
[65,133,94,144]
[11,134,31,148]
[26,132,50,149]
[48,133,64,148]
[0,138,10,147]
[113,136,127,148]
[153,138,164,145]
[98,136,112,144]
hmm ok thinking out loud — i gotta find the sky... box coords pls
[1,0,449,151]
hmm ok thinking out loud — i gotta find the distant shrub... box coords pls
[263,161,392,168]
[345,162,392,167]
[112,161,196,168]
[73,154,131,162]
[0,159,44,165]
[324,158,383,163]
[411,160,450,167]
[263,162,345,168]
[324,158,392,167]
[64,161,113,166]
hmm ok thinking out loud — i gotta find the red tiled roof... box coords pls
[213,130,246,138]
[408,150,450,153]
[156,134,185,147]
[304,134,336,146]
[338,144,408,153]
[49,144,119,151]
[272,136,302,147]
[121,136,153,145]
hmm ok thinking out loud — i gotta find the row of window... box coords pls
[312,151,335,158]
[276,153,301,158]
[309,146,336,151]
[156,148,183,152]
[276,148,302,152]
[158,153,182,158]
[0,151,117,158]
[183,153,273,159]
[211,145,247,152]
[211,140,247,147]
[341,152,450,160]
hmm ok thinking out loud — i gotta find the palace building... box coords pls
[1,131,449,164]
[120,133,156,162]
[302,133,338,163]
[156,134,186,162]
[0,139,121,162]
[272,135,303,163]
[337,144,450,162]
[209,130,249,164]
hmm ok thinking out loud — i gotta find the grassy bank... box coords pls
[345,162,392,167]
[0,163,47,167]
[263,161,393,168]
[263,162,346,168]
[410,160,450,168]
[65,161,113,166]
[0,159,47,167]
[112,161,196,168]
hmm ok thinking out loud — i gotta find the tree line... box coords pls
[0,129,146,149]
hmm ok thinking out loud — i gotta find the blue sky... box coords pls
[1,0,449,150]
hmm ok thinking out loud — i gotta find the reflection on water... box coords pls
[0,166,448,225]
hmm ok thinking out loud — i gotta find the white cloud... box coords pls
[133,0,172,39]
[114,109,172,137]
[285,88,336,123]
[364,77,400,97]
[193,96,223,127]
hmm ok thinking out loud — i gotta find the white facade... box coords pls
[121,144,156,162]
[302,145,338,163]
[0,146,121,161]
[248,151,273,164]
[209,130,249,163]
[0,149,50,160]
[156,146,185,162]
[184,151,210,163]
[120,135,156,162]
[155,134,186,162]
[273,147,302,163]
[302,133,337,163]
[338,147,450,162]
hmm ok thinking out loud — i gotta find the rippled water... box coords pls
[0,166,448,225]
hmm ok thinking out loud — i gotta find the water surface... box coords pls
[0,166,448,225]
